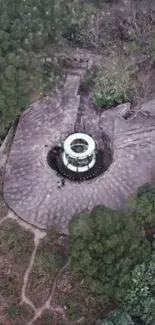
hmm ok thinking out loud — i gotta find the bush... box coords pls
[0,277,17,297]
[85,68,133,109]
[68,206,151,301]
[136,184,155,227]
[41,61,64,94]
[8,305,27,319]
[40,246,68,274]
[40,312,53,324]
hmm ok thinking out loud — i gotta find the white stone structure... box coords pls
[62,133,96,172]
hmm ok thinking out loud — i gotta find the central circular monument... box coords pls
[5,74,155,234]
[62,133,96,172]
[55,132,104,181]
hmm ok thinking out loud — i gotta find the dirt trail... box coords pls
[0,215,9,225]
[21,231,40,312]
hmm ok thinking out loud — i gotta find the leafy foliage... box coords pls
[68,206,151,301]
[136,183,155,227]
[85,68,133,109]
[8,305,27,319]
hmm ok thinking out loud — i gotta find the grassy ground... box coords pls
[0,220,34,324]
[53,273,115,325]
[27,229,115,325]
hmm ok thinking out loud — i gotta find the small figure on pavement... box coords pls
[57,178,65,189]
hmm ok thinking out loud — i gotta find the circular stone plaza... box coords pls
[3,75,155,234]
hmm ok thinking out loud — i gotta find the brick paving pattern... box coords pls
[4,75,155,233]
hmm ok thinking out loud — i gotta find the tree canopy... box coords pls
[68,205,151,301]
[136,183,155,227]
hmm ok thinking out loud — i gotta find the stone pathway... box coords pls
[3,75,155,234]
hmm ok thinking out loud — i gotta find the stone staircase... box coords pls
[40,47,103,78]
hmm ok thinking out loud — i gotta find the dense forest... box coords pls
[0,0,83,134]
[0,0,155,134]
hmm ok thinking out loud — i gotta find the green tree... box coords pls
[126,251,155,306]
[136,183,155,227]
[97,250,155,325]
[125,250,155,325]
[68,206,151,301]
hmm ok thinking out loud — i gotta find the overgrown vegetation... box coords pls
[85,67,133,108]
[0,220,33,260]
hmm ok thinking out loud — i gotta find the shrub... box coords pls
[68,205,151,301]
[40,246,68,274]
[85,68,133,109]
[8,305,27,319]
[42,61,64,94]
[0,277,17,297]
[136,183,155,227]
[40,312,53,324]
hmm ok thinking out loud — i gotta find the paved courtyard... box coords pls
[3,75,155,233]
